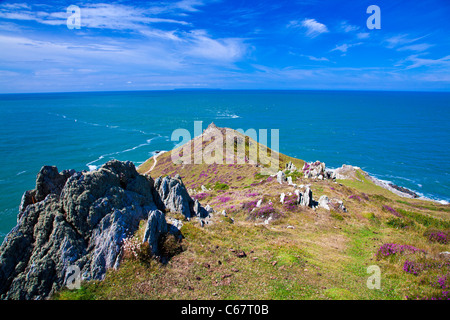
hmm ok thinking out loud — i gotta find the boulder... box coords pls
[142,209,168,256]
[318,195,330,210]
[280,193,285,204]
[154,175,194,218]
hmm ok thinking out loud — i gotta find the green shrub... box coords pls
[158,233,184,258]
[386,217,414,229]
[398,209,450,229]
[213,182,229,190]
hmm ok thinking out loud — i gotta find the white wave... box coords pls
[88,165,98,171]
[48,112,161,137]
[16,170,26,176]
[215,111,241,119]
[438,200,449,205]
[85,135,163,169]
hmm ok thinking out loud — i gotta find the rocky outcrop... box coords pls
[318,195,330,210]
[285,161,297,172]
[331,164,361,180]
[0,160,200,300]
[302,161,327,179]
[143,209,168,256]
[154,174,199,219]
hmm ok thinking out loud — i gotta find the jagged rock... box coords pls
[221,210,227,216]
[193,199,209,218]
[300,187,313,207]
[154,175,194,218]
[276,171,286,184]
[205,204,214,215]
[0,160,160,300]
[143,209,168,256]
[256,199,263,207]
[280,193,285,204]
[285,161,297,172]
[302,161,326,179]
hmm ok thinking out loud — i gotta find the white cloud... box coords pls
[288,18,329,38]
[401,54,450,70]
[184,30,247,62]
[330,42,362,53]
[397,43,434,52]
[340,21,359,33]
[357,32,369,39]
[385,34,428,49]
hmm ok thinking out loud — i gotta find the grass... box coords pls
[53,125,449,301]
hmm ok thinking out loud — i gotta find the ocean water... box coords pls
[0,90,449,241]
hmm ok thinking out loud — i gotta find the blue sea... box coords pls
[1,90,449,241]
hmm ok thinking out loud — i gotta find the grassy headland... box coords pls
[55,124,450,300]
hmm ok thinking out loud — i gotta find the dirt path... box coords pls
[145,151,166,174]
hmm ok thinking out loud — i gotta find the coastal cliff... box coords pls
[0,124,449,300]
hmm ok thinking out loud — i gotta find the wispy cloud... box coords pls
[385,34,428,49]
[397,43,434,52]
[400,54,450,70]
[340,21,359,33]
[330,42,363,53]
[288,18,329,38]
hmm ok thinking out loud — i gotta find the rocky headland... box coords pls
[0,123,448,300]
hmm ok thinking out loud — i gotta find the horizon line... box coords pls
[1,88,450,95]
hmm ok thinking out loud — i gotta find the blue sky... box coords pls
[0,0,449,93]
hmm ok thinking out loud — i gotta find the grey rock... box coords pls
[280,193,285,204]
[300,187,313,207]
[142,209,168,256]
[154,175,194,218]
[318,195,330,210]
[285,161,297,172]
[0,160,161,300]
[302,161,326,179]
[276,171,286,184]
[204,204,214,215]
